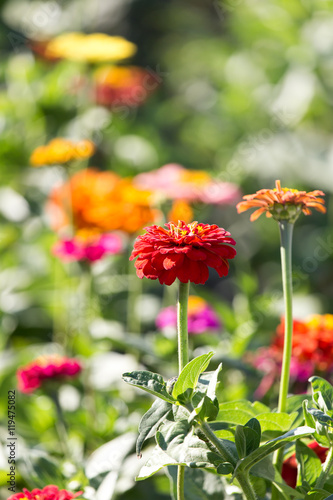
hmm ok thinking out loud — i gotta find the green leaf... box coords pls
[122,370,176,403]
[256,412,298,438]
[156,418,224,468]
[190,394,219,423]
[207,363,223,402]
[235,426,315,475]
[304,490,333,500]
[286,395,312,428]
[216,400,264,425]
[167,466,227,500]
[136,445,178,480]
[235,425,246,459]
[250,456,275,482]
[172,352,214,403]
[244,418,261,454]
[307,408,333,427]
[303,400,330,447]
[310,377,333,414]
[216,463,234,475]
[136,399,172,457]
[296,440,322,488]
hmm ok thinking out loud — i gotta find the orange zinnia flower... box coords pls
[47,168,158,235]
[236,180,326,223]
[168,200,193,224]
[30,138,95,166]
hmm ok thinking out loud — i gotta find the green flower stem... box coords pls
[177,280,190,500]
[272,221,294,499]
[315,444,333,489]
[199,421,257,500]
[49,390,72,460]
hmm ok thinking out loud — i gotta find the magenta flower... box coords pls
[53,232,123,262]
[156,296,221,335]
[134,164,241,205]
[17,355,82,393]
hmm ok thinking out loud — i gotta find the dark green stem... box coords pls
[177,280,190,500]
[199,421,257,500]
[272,221,294,498]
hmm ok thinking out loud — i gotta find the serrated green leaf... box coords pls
[172,352,214,403]
[296,440,322,488]
[122,370,176,403]
[136,399,172,457]
[235,426,315,475]
[310,377,333,414]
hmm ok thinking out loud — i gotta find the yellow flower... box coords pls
[45,32,137,63]
[30,138,95,166]
[188,296,207,315]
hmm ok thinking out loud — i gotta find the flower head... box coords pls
[47,168,159,235]
[53,232,123,263]
[8,485,82,500]
[17,355,82,393]
[251,314,333,397]
[30,138,95,166]
[130,220,236,285]
[237,180,326,223]
[168,200,193,224]
[44,32,137,63]
[134,164,241,205]
[94,65,159,107]
[156,295,221,334]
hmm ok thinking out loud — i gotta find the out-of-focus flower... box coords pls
[44,32,137,63]
[8,485,82,500]
[47,168,159,235]
[282,441,328,488]
[237,180,326,223]
[156,295,221,334]
[134,164,241,205]
[94,65,160,107]
[53,232,123,262]
[30,138,95,166]
[252,314,333,398]
[130,220,236,285]
[168,200,193,224]
[17,355,82,393]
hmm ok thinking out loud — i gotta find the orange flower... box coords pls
[30,138,95,166]
[168,200,193,224]
[47,168,158,235]
[94,65,160,107]
[237,180,326,223]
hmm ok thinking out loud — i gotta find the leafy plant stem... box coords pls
[272,221,294,499]
[315,443,333,488]
[199,420,257,500]
[177,280,190,500]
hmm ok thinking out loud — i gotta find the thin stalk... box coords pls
[49,390,72,460]
[315,444,333,488]
[272,221,294,499]
[177,280,190,500]
[199,421,256,500]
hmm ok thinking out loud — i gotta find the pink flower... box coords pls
[134,164,241,205]
[17,355,82,393]
[53,233,123,262]
[8,485,82,500]
[156,296,221,334]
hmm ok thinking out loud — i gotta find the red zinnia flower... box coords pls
[130,220,236,285]
[236,180,326,223]
[8,484,82,500]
